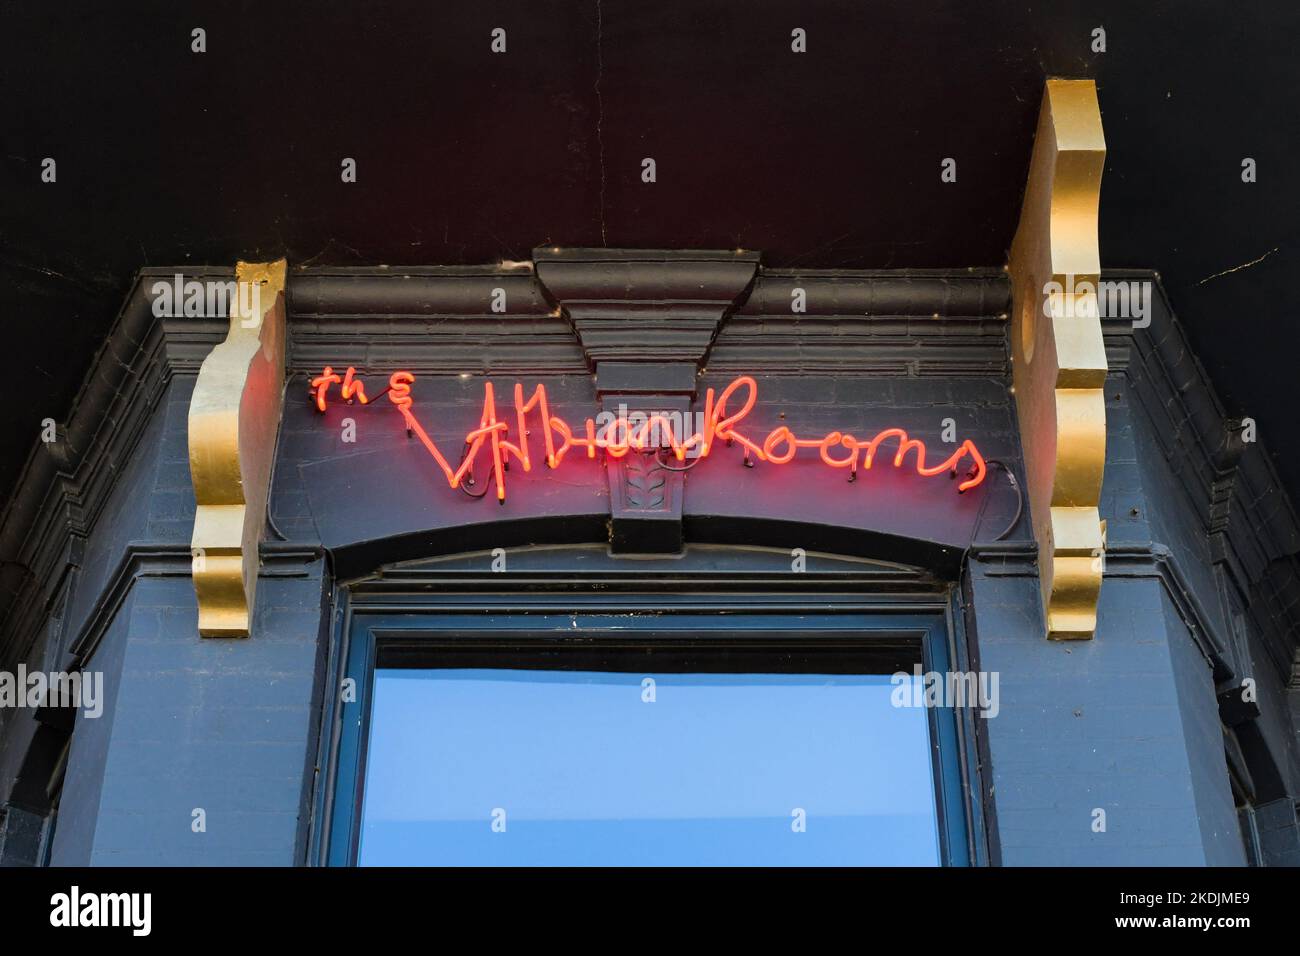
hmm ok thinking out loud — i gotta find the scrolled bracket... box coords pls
[1009,80,1108,639]
[187,259,287,637]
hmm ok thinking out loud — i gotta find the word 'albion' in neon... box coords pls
[310,367,988,502]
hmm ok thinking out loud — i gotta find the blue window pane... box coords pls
[358,669,940,866]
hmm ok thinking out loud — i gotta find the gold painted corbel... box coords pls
[187,260,287,636]
[1008,80,1108,639]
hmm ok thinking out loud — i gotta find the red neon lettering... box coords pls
[311,368,988,500]
[340,367,369,404]
[309,366,342,412]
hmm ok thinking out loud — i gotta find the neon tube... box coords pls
[310,368,988,500]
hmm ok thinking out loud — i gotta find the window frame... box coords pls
[311,556,990,867]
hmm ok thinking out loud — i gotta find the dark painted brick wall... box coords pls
[1161,591,1244,865]
[60,571,326,865]
[49,592,134,865]
[5,376,329,866]
[972,569,1233,865]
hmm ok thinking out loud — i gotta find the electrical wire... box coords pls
[456,440,490,499]
[264,382,292,541]
[969,458,1024,544]
[652,447,705,472]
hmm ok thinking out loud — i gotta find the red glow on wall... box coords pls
[311,368,988,502]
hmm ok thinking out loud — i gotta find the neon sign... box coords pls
[309,367,987,503]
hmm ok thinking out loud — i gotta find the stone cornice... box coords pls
[713,269,1009,377]
[285,267,1015,379]
[1103,272,1300,686]
[0,270,231,670]
[63,543,321,673]
[973,541,1232,678]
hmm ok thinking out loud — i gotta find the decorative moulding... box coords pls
[533,246,760,395]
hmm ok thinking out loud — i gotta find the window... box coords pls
[322,591,976,866]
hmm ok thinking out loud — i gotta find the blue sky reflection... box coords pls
[359,669,940,865]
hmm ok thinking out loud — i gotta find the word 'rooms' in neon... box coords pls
[310,367,988,503]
